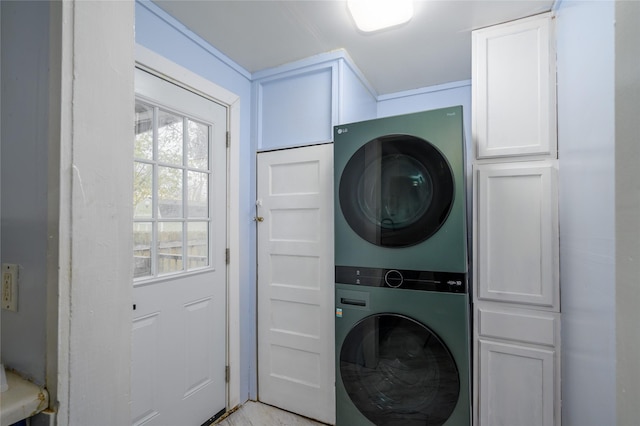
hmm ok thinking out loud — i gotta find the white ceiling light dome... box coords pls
[347,0,414,33]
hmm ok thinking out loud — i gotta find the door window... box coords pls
[339,135,454,247]
[340,314,460,426]
[133,100,212,279]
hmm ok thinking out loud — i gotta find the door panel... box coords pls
[257,144,335,425]
[338,135,454,247]
[131,314,161,424]
[478,339,555,426]
[340,314,460,426]
[132,68,227,426]
[475,161,559,309]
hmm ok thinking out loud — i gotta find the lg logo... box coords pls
[336,127,349,135]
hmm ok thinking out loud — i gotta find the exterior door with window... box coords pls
[131,68,228,426]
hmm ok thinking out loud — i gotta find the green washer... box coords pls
[335,279,471,426]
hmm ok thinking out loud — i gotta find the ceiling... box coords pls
[153,1,555,95]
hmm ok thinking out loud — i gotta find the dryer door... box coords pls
[339,135,454,247]
[339,313,460,426]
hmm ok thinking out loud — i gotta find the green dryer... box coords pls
[333,106,468,273]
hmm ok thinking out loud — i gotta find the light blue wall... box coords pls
[377,81,472,162]
[0,0,50,385]
[338,58,377,124]
[135,0,257,400]
[556,1,616,425]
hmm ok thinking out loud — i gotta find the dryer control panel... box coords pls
[335,266,467,294]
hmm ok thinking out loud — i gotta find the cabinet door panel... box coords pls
[478,339,556,426]
[475,162,559,308]
[473,13,556,159]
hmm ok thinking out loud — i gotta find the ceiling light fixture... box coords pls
[347,0,414,33]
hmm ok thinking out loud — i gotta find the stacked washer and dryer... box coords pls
[334,107,470,426]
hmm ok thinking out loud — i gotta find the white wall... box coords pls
[135,0,257,400]
[615,0,640,423]
[0,0,50,385]
[556,1,616,424]
[54,1,135,424]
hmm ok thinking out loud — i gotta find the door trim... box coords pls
[135,44,242,410]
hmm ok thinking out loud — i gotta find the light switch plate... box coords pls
[2,263,18,312]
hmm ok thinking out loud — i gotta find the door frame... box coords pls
[135,45,242,409]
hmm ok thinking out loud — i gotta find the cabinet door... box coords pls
[473,13,556,159]
[474,161,559,309]
[477,339,557,426]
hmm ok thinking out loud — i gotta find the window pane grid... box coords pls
[133,98,213,282]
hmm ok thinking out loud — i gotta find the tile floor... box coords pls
[214,401,327,426]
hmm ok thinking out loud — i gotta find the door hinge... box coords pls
[225,248,230,265]
[226,131,230,148]
[225,365,230,383]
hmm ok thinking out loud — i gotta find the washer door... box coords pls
[339,135,455,247]
[340,314,460,426]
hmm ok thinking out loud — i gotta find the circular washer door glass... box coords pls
[339,135,454,247]
[340,314,460,426]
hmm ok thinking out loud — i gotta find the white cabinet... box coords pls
[472,13,556,160]
[473,162,561,425]
[477,339,556,426]
[475,303,561,426]
[474,161,559,310]
[472,12,561,426]
[252,51,376,151]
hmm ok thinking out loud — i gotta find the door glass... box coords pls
[158,166,183,218]
[187,221,209,269]
[133,222,152,278]
[158,221,183,275]
[133,98,213,280]
[157,109,183,165]
[340,314,460,426]
[339,135,454,247]
[134,102,153,161]
[188,171,209,218]
[188,119,209,169]
[358,154,433,230]
[133,163,153,218]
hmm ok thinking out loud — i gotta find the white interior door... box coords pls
[257,144,335,424]
[131,68,228,426]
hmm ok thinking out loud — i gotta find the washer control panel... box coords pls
[335,266,467,294]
